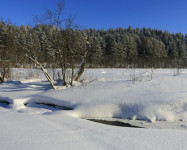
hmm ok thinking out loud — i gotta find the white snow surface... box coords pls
[0,68,187,150]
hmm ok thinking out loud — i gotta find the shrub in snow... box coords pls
[145,68,155,81]
[128,68,142,83]
[172,68,181,76]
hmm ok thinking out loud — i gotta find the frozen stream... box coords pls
[1,100,187,130]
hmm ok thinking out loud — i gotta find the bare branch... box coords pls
[65,14,77,29]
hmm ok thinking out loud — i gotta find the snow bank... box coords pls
[70,100,187,122]
[114,100,187,122]
[26,69,186,122]
[72,103,120,118]
[1,69,187,122]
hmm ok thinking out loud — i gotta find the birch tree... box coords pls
[33,0,90,87]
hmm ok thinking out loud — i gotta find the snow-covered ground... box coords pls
[0,68,187,150]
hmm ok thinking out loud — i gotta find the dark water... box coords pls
[87,119,143,128]
[24,102,73,110]
[0,101,9,108]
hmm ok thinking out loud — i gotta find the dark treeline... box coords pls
[87,27,187,68]
[0,20,187,72]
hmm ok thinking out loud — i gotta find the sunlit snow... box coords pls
[0,68,187,150]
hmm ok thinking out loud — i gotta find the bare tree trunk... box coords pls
[26,55,56,90]
[62,64,67,87]
[70,65,74,86]
[0,75,3,83]
[0,61,9,83]
[74,60,86,81]
[74,40,90,81]
[0,69,7,83]
[40,66,56,90]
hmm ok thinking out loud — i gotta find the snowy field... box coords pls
[0,68,187,150]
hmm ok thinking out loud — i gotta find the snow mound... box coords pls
[73,103,120,118]
[115,100,187,122]
[70,100,187,122]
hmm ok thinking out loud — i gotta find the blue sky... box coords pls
[0,0,187,34]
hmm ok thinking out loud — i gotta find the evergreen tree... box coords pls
[40,32,51,63]
[89,37,103,67]
[18,26,27,66]
[126,35,138,65]
[139,35,153,66]
[169,41,179,59]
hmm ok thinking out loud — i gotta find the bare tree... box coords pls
[33,0,65,29]
[31,0,90,87]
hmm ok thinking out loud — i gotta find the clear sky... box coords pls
[0,0,187,34]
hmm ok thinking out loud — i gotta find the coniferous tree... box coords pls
[0,21,8,82]
[139,35,153,66]
[126,35,138,65]
[169,41,178,59]
[18,26,27,66]
[89,37,103,67]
